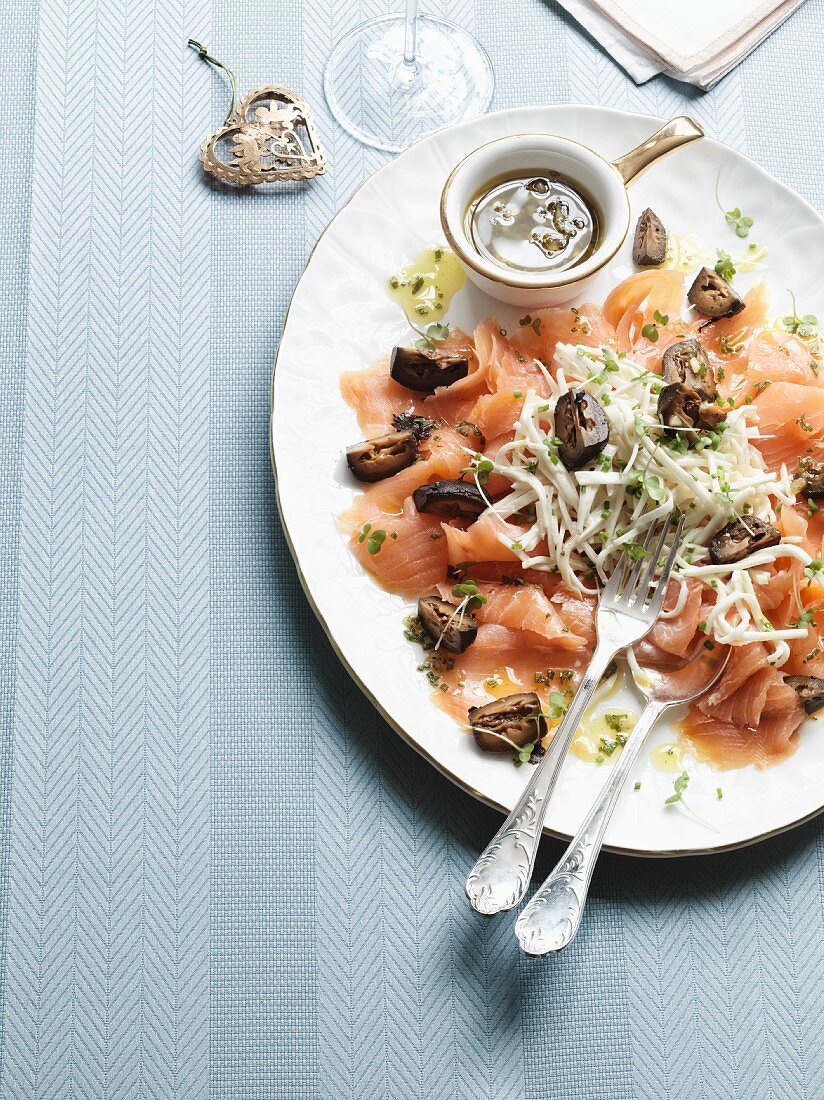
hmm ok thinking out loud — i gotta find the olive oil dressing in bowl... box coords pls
[440,116,704,307]
[467,171,601,275]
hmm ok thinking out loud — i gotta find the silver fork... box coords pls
[465,510,685,916]
[515,635,729,955]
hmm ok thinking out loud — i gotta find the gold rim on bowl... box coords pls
[438,131,630,291]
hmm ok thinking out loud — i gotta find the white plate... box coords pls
[271,105,824,856]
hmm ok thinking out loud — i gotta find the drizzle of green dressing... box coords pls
[387,246,465,324]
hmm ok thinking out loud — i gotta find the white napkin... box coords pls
[557,0,807,88]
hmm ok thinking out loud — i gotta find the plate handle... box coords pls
[613,115,704,185]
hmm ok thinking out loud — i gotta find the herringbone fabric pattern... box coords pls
[1,0,211,1096]
[1,0,823,1098]
[207,5,322,1099]
[0,0,40,1084]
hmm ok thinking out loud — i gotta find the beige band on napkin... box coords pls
[556,0,807,88]
[596,0,806,78]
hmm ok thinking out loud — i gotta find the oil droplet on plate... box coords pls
[483,668,522,699]
[650,742,685,773]
[570,710,637,765]
[387,246,465,325]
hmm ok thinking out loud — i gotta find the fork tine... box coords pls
[620,519,660,604]
[601,544,630,601]
[645,514,685,616]
[634,512,673,604]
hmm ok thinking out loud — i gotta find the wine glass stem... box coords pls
[403,0,418,66]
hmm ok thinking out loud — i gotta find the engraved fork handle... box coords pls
[514,698,666,955]
[465,643,617,915]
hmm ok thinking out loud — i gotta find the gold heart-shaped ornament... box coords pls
[201,86,327,185]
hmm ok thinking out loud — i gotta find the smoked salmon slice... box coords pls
[700,281,770,357]
[340,328,482,437]
[470,390,527,442]
[752,381,824,472]
[509,303,617,362]
[441,511,524,566]
[474,582,589,649]
[436,623,586,722]
[475,320,552,395]
[682,643,804,769]
[644,578,706,657]
[603,269,686,352]
[341,496,448,598]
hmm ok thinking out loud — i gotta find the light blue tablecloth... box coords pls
[1,1,823,1097]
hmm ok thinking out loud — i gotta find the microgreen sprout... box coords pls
[665,770,690,805]
[546,691,567,720]
[727,209,753,237]
[715,249,736,281]
[804,559,823,585]
[513,742,537,768]
[413,321,451,350]
[781,291,819,339]
[664,770,719,831]
[641,311,668,343]
[357,523,392,555]
[794,607,816,630]
[624,541,647,561]
[451,579,487,612]
[715,169,754,237]
[428,580,488,653]
[461,453,494,486]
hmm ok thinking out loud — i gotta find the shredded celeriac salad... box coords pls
[466,341,814,667]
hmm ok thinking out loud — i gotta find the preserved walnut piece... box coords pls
[797,459,824,499]
[412,479,486,521]
[687,267,745,320]
[632,208,667,266]
[709,517,781,565]
[554,389,609,471]
[390,346,469,393]
[662,338,716,400]
[468,692,547,753]
[784,675,824,715]
[346,429,417,482]
[657,383,726,434]
[417,595,477,654]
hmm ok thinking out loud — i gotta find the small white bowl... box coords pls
[440,116,703,308]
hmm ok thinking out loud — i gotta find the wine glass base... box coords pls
[323,15,494,153]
